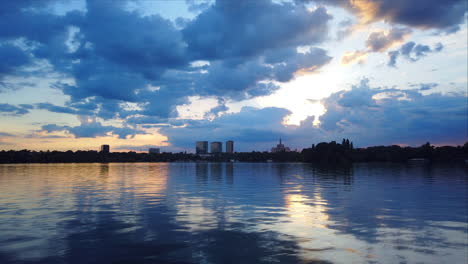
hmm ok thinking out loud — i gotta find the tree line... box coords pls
[0,140,467,164]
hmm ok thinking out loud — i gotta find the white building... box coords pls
[271,138,290,153]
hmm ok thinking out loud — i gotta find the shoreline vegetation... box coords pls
[1,140,467,164]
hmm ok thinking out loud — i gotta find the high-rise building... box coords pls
[211,142,222,153]
[149,148,160,154]
[196,141,208,154]
[100,144,110,153]
[226,140,234,153]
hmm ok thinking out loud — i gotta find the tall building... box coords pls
[211,142,222,153]
[196,141,208,154]
[271,138,290,153]
[100,144,110,153]
[149,148,160,154]
[226,140,234,153]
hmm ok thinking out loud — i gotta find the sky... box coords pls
[0,0,467,152]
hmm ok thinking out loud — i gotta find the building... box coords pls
[226,140,234,153]
[100,144,110,153]
[271,138,290,153]
[211,142,222,153]
[149,148,160,154]
[196,141,208,154]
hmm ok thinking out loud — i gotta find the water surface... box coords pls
[0,163,467,263]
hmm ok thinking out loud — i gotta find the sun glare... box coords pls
[258,63,345,126]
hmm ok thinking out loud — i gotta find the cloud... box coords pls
[365,28,411,52]
[205,98,229,119]
[185,0,212,13]
[336,19,355,40]
[342,27,411,65]
[185,47,332,100]
[0,0,334,123]
[78,1,189,80]
[0,44,31,78]
[0,132,13,137]
[387,50,399,68]
[416,83,438,91]
[387,42,444,67]
[36,103,80,115]
[0,104,33,115]
[309,0,467,33]
[182,1,331,60]
[341,27,411,65]
[41,120,146,139]
[341,50,368,65]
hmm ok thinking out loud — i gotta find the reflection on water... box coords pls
[0,163,467,264]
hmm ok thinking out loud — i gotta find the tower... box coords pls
[100,145,110,153]
[196,141,208,154]
[226,140,234,153]
[211,142,222,154]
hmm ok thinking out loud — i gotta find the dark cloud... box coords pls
[0,0,333,123]
[78,1,189,80]
[387,50,399,68]
[342,27,411,65]
[36,103,80,115]
[0,44,31,78]
[41,120,145,139]
[0,104,33,115]
[309,0,467,32]
[179,48,332,101]
[205,98,229,118]
[0,3,82,68]
[182,0,331,60]
[387,42,444,67]
[417,83,438,91]
[0,132,13,137]
[126,116,169,126]
[365,28,411,52]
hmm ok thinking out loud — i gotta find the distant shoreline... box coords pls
[0,160,468,166]
[1,141,467,164]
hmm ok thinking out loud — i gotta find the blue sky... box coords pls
[0,0,466,152]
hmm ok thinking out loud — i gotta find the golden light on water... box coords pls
[285,192,330,229]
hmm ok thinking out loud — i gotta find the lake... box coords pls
[0,163,466,264]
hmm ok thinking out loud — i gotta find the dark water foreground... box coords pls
[0,163,466,264]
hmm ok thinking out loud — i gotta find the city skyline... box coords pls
[0,0,466,152]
